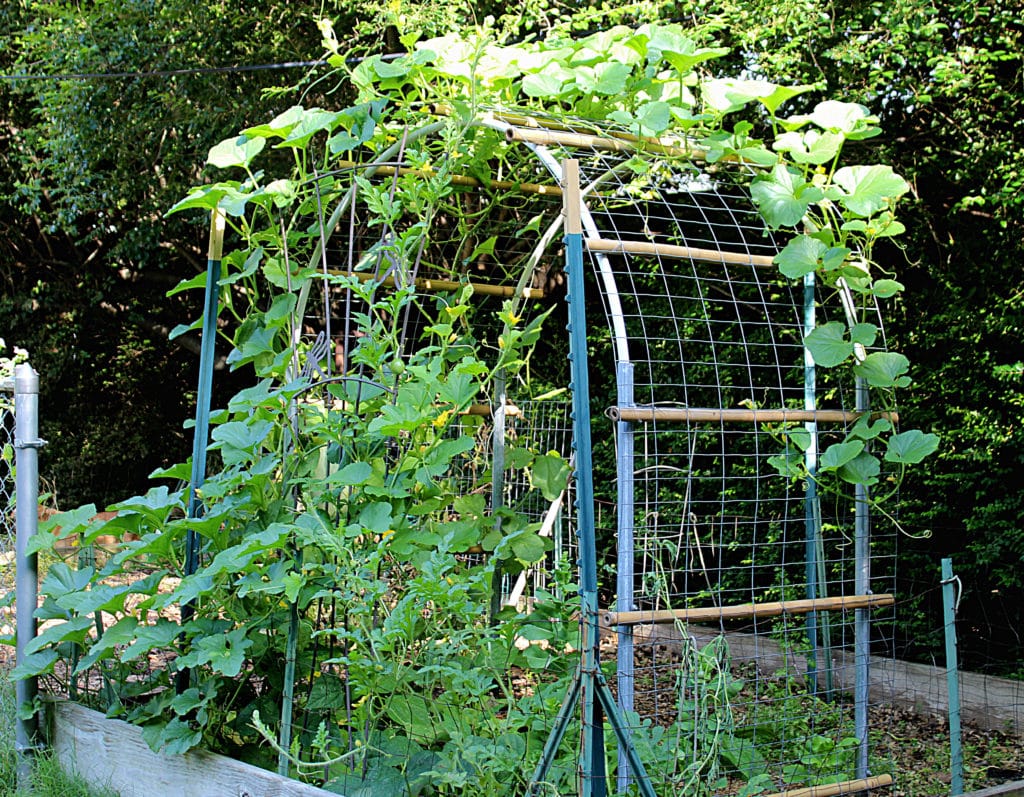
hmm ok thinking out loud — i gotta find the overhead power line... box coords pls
[1,59,329,83]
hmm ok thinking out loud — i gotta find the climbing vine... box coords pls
[11,19,935,795]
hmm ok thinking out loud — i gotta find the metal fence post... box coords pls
[14,362,44,783]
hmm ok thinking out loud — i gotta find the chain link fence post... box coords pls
[13,363,44,784]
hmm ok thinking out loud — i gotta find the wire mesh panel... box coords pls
[566,149,898,795]
[1,381,15,607]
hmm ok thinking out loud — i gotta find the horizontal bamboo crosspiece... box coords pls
[586,236,777,267]
[761,774,894,797]
[606,406,900,425]
[604,594,896,627]
[327,268,546,299]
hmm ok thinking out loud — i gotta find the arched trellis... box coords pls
[176,110,898,797]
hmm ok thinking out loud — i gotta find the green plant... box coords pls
[7,19,935,796]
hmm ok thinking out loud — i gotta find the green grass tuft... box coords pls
[0,666,118,797]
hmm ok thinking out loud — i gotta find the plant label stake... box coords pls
[526,160,656,797]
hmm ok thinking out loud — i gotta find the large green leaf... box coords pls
[774,235,826,279]
[141,718,202,755]
[532,453,571,501]
[854,352,912,388]
[833,165,909,217]
[820,440,865,471]
[206,135,265,170]
[885,430,940,464]
[788,101,880,140]
[804,321,853,367]
[193,627,252,677]
[772,129,843,165]
[838,451,881,486]
[750,165,817,228]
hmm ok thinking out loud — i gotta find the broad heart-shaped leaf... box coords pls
[8,649,59,681]
[141,717,203,756]
[165,183,246,217]
[210,419,274,465]
[277,109,347,149]
[25,616,95,655]
[242,105,307,140]
[833,165,909,217]
[772,129,843,165]
[774,235,827,279]
[194,627,251,677]
[850,323,879,347]
[755,83,816,115]
[871,279,905,298]
[838,451,881,486]
[768,450,804,479]
[634,100,672,136]
[854,351,912,388]
[750,165,815,229]
[358,500,393,535]
[819,440,865,471]
[206,135,265,170]
[385,695,443,745]
[521,71,565,98]
[589,61,633,96]
[325,460,373,486]
[804,321,853,367]
[795,100,880,138]
[532,453,571,501]
[110,485,179,518]
[510,529,550,564]
[885,429,940,464]
[702,78,771,114]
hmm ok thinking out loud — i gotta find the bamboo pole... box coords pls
[430,103,711,159]
[586,236,777,267]
[505,125,705,160]
[760,774,894,797]
[606,406,899,425]
[326,268,546,299]
[332,159,562,196]
[301,398,520,419]
[603,593,895,627]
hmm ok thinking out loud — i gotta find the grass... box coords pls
[0,665,119,797]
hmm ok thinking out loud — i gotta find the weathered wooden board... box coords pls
[44,701,336,797]
[952,780,1024,797]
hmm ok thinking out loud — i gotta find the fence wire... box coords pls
[1,384,16,614]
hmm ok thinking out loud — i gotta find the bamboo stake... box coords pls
[760,774,894,797]
[430,103,711,159]
[603,594,895,627]
[326,268,546,299]
[506,125,705,160]
[332,159,562,197]
[606,407,900,425]
[586,236,777,267]
[301,398,521,419]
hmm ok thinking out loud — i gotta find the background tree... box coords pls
[2,0,1021,673]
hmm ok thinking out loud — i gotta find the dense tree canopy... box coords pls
[2,0,1021,673]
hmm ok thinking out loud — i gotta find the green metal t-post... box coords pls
[177,208,224,693]
[526,160,655,797]
[941,558,964,795]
